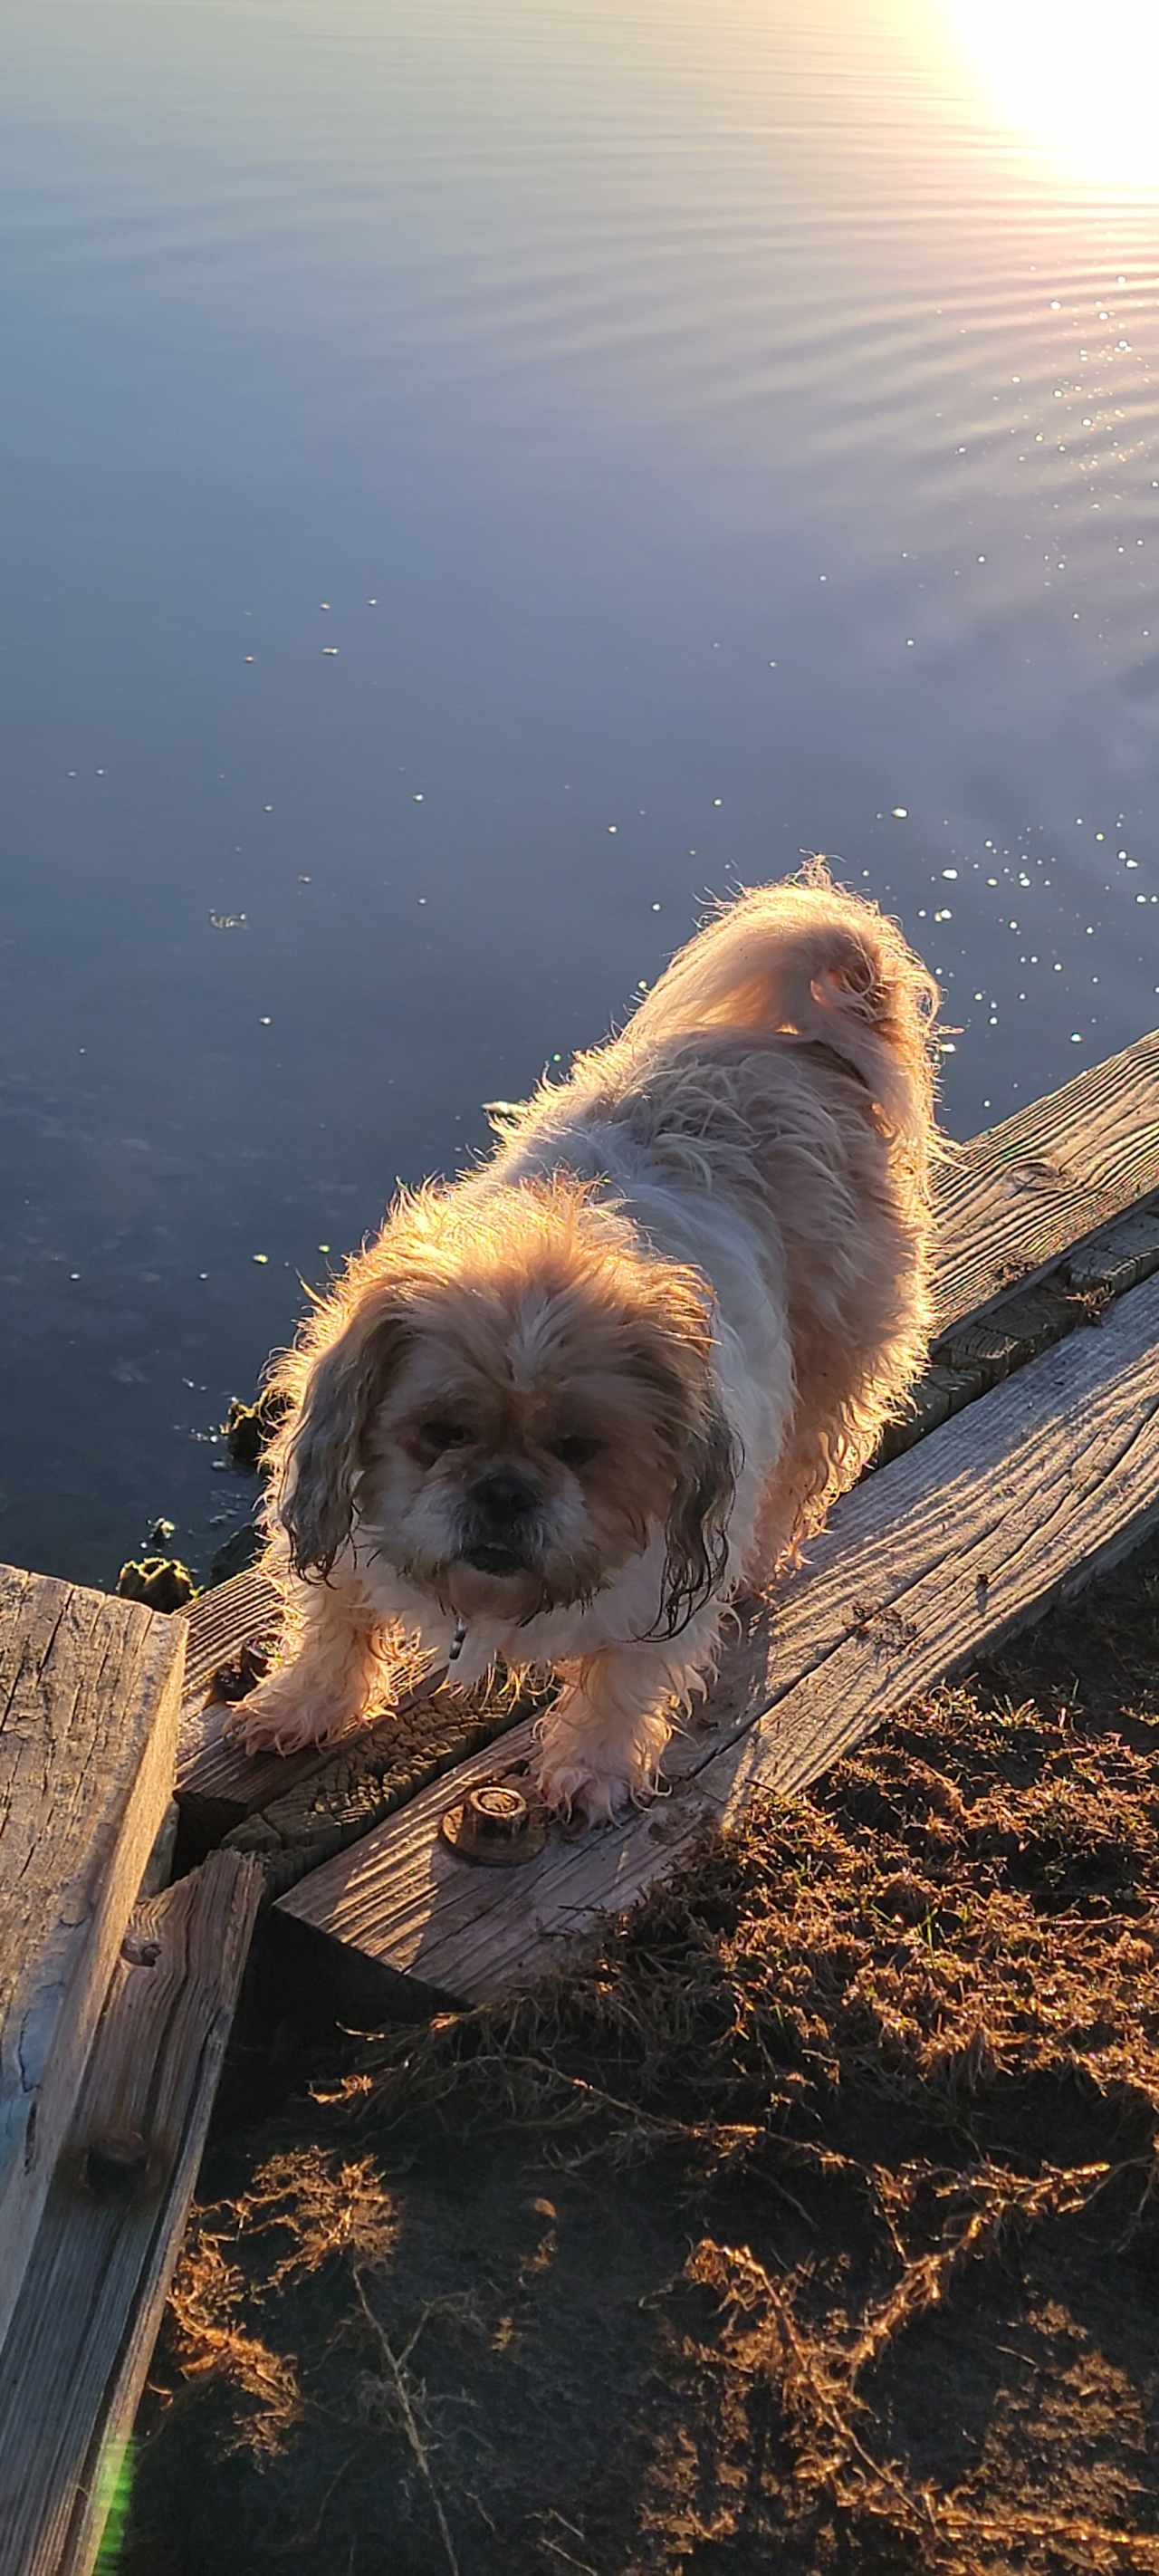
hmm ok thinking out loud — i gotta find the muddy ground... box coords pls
[120,1541,1159,2576]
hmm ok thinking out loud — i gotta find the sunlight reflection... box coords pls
[947,0,1159,190]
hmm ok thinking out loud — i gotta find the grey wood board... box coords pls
[0,1851,262,2576]
[0,1572,184,2358]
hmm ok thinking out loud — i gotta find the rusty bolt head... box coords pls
[212,1634,276,1703]
[440,1780,548,1866]
[81,2127,163,2203]
[467,1784,526,1840]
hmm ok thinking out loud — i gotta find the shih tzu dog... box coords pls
[240,866,939,1823]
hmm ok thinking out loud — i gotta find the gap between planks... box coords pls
[275,1262,1159,2012]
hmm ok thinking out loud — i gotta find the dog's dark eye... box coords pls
[551,1432,602,1470]
[418,1418,471,1456]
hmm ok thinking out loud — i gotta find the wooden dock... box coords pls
[4,1024,1159,2567]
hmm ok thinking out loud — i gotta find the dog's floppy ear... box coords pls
[659,1386,737,1637]
[275,1287,411,1580]
[625,1262,740,1638]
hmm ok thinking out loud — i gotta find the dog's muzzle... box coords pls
[460,1466,542,1576]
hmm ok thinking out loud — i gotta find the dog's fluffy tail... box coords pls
[626,862,940,1153]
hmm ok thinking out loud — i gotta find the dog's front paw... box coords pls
[532,1738,645,1830]
[228,1674,350,1756]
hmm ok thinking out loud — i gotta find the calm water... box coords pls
[4,0,1159,1585]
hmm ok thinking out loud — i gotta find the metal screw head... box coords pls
[439,1780,548,1866]
[213,1633,276,1703]
[81,2128,160,2203]
[469,1784,526,1839]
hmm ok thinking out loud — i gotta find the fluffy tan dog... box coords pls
[240,866,939,1822]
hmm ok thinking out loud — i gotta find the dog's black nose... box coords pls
[471,1467,538,1523]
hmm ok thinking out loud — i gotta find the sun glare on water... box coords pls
[947,0,1159,191]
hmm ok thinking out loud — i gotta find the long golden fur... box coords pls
[241,865,940,1823]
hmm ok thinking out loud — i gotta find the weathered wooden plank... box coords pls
[0,1573,184,2360]
[930,1024,1159,1332]
[176,1566,466,1850]
[180,1565,279,1709]
[223,1682,543,1898]
[276,1266,1159,2011]
[177,1567,313,1842]
[0,1851,262,2576]
[178,1572,516,1861]
[884,1197,1159,1456]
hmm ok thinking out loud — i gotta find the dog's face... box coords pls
[274,1184,736,1634]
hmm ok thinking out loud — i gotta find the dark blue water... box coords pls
[4,0,1158,1584]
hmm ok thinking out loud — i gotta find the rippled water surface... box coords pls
[4,0,1159,1580]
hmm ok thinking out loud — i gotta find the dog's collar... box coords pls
[448,1616,469,1665]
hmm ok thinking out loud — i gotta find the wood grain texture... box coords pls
[177,1568,287,1841]
[177,1571,465,1848]
[277,1267,1159,2010]
[0,1573,184,2360]
[179,1566,280,1711]
[930,1025,1159,1331]
[0,1850,262,2576]
[224,1684,542,1898]
[885,1197,1159,1457]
